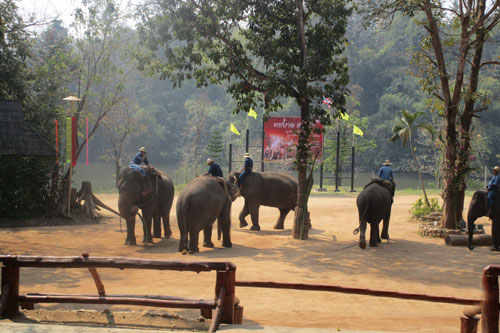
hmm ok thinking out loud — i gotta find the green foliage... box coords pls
[206,129,225,161]
[410,197,442,218]
[0,156,59,219]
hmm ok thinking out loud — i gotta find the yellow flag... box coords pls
[340,113,349,121]
[248,108,257,119]
[353,125,364,137]
[230,123,240,135]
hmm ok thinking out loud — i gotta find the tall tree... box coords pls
[390,110,434,206]
[138,0,352,239]
[360,0,500,229]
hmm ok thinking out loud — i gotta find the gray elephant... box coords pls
[117,168,174,245]
[355,180,395,249]
[467,190,500,251]
[176,176,239,254]
[228,171,297,231]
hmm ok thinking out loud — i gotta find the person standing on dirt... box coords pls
[202,158,223,177]
[129,147,150,176]
[486,166,500,211]
[378,159,394,182]
[238,152,253,189]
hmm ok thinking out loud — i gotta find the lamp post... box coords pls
[63,96,81,215]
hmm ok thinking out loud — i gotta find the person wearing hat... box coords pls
[378,159,394,182]
[486,166,500,211]
[238,152,253,188]
[129,147,150,176]
[202,158,223,178]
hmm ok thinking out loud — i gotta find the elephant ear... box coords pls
[226,182,240,201]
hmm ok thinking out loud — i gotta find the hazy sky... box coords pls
[18,0,79,28]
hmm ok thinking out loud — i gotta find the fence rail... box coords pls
[0,253,240,333]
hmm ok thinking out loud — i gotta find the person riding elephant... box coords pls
[117,167,174,245]
[238,153,253,189]
[378,159,394,183]
[468,173,500,251]
[202,158,223,177]
[355,179,395,249]
[486,166,500,215]
[228,170,297,231]
[129,147,150,176]
[176,176,239,254]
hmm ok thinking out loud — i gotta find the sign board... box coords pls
[263,117,323,162]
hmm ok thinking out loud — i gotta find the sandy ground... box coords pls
[0,192,496,332]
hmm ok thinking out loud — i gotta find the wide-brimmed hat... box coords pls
[138,147,147,153]
[243,153,252,158]
[206,158,214,165]
[493,166,500,172]
[382,159,392,166]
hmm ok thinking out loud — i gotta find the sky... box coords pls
[18,0,80,28]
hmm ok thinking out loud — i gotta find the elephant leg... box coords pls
[491,218,500,250]
[125,216,137,246]
[369,223,380,247]
[239,200,249,228]
[274,208,290,229]
[221,201,232,248]
[141,210,154,244]
[162,214,172,239]
[152,211,161,238]
[249,203,261,231]
[381,211,391,240]
[359,220,367,249]
[188,230,200,254]
[203,224,214,248]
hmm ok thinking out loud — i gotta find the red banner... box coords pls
[264,117,323,162]
[71,117,77,166]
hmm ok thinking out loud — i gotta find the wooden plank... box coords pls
[0,255,236,272]
[481,272,499,333]
[216,270,236,324]
[209,286,226,333]
[25,293,214,303]
[1,266,19,317]
[236,281,480,306]
[19,294,216,309]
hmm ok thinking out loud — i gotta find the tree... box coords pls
[181,93,210,177]
[139,0,352,239]
[390,110,434,206]
[206,129,225,162]
[70,0,134,170]
[101,98,145,184]
[360,0,500,229]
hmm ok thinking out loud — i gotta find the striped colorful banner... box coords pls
[66,117,71,164]
[71,117,77,166]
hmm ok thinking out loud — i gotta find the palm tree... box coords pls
[390,110,435,207]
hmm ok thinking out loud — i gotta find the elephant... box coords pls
[467,190,500,251]
[228,171,297,231]
[355,179,395,249]
[176,176,239,254]
[117,168,174,245]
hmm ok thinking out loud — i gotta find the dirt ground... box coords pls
[0,193,496,332]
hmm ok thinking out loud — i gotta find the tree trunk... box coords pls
[409,135,430,207]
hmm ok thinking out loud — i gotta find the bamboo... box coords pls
[0,255,236,272]
[18,294,215,309]
[236,281,479,305]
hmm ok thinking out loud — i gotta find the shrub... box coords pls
[410,197,442,218]
[0,155,61,219]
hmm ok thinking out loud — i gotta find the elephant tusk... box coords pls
[353,227,359,235]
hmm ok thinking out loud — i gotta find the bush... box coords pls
[0,155,60,219]
[410,197,442,218]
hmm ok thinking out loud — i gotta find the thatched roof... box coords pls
[0,100,56,157]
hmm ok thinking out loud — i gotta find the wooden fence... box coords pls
[0,253,242,332]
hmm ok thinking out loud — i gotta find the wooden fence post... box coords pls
[215,270,235,324]
[1,265,19,317]
[460,315,479,333]
[481,272,499,333]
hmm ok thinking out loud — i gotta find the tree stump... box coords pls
[77,181,99,219]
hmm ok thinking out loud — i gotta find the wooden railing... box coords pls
[0,253,242,332]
